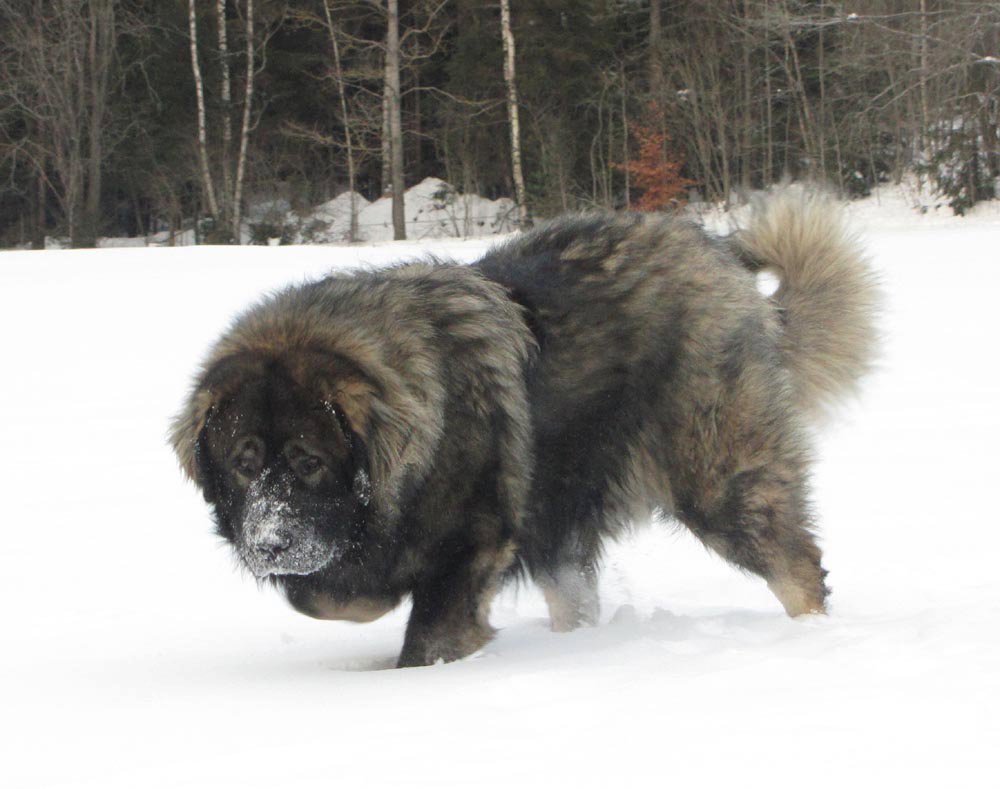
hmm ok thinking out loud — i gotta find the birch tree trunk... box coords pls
[386,0,406,240]
[919,0,930,159]
[218,0,233,221]
[232,0,254,243]
[189,0,220,221]
[381,83,392,196]
[322,0,359,242]
[500,0,528,226]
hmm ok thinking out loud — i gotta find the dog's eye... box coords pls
[229,436,264,482]
[233,458,259,479]
[297,456,324,477]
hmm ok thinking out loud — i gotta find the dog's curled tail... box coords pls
[734,187,880,420]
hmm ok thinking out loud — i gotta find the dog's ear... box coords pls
[170,384,218,485]
[170,352,265,488]
[192,410,218,502]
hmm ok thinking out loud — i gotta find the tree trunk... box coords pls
[218,0,233,223]
[919,0,930,159]
[80,0,114,248]
[741,0,752,190]
[817,0,827,177]
[189,0,220,222]
[232,0,255,243]
[412,68,423,178]
[386,0,406,240]
[500,0,528,226]
[33,163,46,250]
[322,0,359,242]
[621,68,630,209]
[764,25,774,182]
[648,0,662,100]
[381,83,392,196]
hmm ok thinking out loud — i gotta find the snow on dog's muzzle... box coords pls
[239,475,334,578]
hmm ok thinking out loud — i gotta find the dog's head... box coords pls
[172,350,375,579]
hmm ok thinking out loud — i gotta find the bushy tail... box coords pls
[733,187,880,420]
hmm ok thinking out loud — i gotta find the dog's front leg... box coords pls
[397,540,514,668]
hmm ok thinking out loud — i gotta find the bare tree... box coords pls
[231,0,255,241]
[381,80,393,197]
[218,0,234,212]
[0,0,119,247]
[386,0,406,240]
[189,0,220,221]
[83,1,116,247]
[648,0,663,101]
[322,0,360,241]
[286,0,386,241]
[187,0,271,242]
[500,0,528,226]
[285,0,452,241]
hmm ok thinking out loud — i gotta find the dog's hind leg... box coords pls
[535,535,602,632]
[538,561,600,632]
[677,465,829,617]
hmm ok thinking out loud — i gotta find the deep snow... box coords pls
[1,193,998,788]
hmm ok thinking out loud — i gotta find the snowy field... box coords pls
[1,194,998,787]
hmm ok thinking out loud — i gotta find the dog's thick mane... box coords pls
[171,262,534,523]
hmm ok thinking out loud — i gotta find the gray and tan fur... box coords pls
[733,188,880,420]
[172,187,878,666]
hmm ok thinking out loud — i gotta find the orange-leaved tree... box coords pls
[618,105,693,211]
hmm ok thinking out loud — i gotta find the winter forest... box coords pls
[1,1,998,248]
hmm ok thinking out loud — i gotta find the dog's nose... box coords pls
[253,529,293,561]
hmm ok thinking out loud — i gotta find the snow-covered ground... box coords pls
[1,192,998,788]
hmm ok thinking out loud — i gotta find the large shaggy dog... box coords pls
[171,190,878,667]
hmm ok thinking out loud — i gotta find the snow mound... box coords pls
[351,177,517,243]
[253,177,516,245]
[295,191,372,244]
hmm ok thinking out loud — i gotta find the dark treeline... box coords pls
[1,1,998,248]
